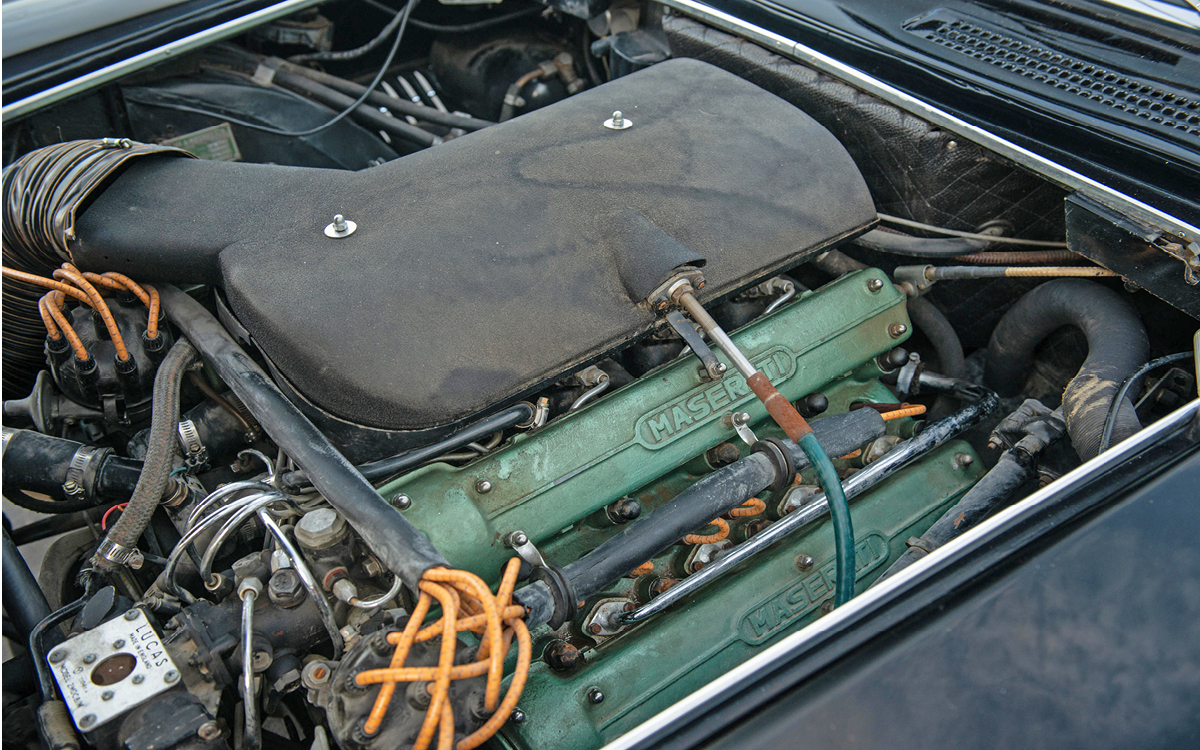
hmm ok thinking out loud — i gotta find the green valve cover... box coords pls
[378,269,918,579]
[375,269,983,750]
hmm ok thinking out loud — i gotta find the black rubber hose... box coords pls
[2,428,143,508]
[873,451,1032,583]
[281,402,533,490]
[853,229,987,257]
[280,64,495,131]
[906,295,965,419]
[30,593,89,699]
[3,527,52,642]
[984,279,1149,460]
[96,338,197,568]
[158,286,448,589]
[562,408,886,600]
[270,69,440,148]
[10,513,91,546]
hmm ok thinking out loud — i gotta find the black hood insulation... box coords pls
[73,59,874,433]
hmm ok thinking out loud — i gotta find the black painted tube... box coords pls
[159,286,448,589]
[10,513,91,546]
[3,527,52,642]
[282,64,496,131]
[984,279,1148,460]
[271,69,440,148]
[281,403,533,490]
[853,229,986,257]
[562,408,886,600]
[874,452,1032,583]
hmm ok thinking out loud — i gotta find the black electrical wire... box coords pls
[30,589,91,699]
[128,0,421,139]
[1099,351,1195,452]
[361,0,541,33]
[294,0,412,63]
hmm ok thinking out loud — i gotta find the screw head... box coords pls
[80,714,97,729]
[867,278,884,293]
[82,653,97,664]
[49,649,67,664]
[510,708,527,725]
[165,669,180,683]
[197,721,221,741]
[63,480,78,491]
[475,479,493,494]
[955,453,975,468]
[132,674,145,685]
[586,687,605,705]
[124,609,139,621]
[111,639,125,650]
[101,690,114,701]
[796,553,815,572]
[393,493,412,509]
[889,322,909,338]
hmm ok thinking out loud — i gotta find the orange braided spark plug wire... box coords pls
[38,295,61,339]
[729,497,766,518]
[684,517,730,545]
[44,291,89,361]
[53,264,130,361]
[354,559,532,749]
[881,404,927,421]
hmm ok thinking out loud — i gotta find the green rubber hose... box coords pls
[798,432,856,606]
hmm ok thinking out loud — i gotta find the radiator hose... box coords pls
[984,279,1148,460]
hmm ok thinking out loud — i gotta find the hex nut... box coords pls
[295,508,348,550]
[889,322,909,338]
[867,278,884,293]
[197,721,222,741]
[393,493,412,510]
[269,569,306,609]
[796,553,815,572]
[475,479,493,494]
[510,708,527,725]
[586,687,605,705]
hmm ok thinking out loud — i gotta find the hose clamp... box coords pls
[177,419,209,469]
[63,444,106,499]
[752,437,797,494]
[96,538,144,570]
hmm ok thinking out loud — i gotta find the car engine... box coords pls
[2,2,1196,750]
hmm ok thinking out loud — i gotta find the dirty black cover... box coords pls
[74,59,874,431]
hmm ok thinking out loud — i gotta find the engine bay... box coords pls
[2,2,1197,750]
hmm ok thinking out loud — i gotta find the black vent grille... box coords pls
[907,14,1200,141]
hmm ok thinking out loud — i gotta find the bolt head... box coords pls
[393,493,412,509]
[955,453,975,468]
[867,278,884,293]
[509,531,529,546]
[49,649,67,664]
[796,554,815,572]
[588,623,602,635]
[820,600,836,614]
[586,687,605,705]
[101,690,114,701]
[475,479,493,494]
[510,708,527,725]
[198,721,222,741]
[889,323,909,338]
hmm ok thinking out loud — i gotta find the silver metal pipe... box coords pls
[676,292,757,378]
[187,480,277,529]
[570,376,611,411]
[350,574,403,610]
[258,513,344,659]
[763,283,797,315]
[238,578,262,750]
[198,493,284,584]
[618,390,998,624]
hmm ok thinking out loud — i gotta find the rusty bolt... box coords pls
[649,577,677,598]
[888,322,909,338]
[544,640,582,673]
[587,623,602,635]
[692,560,705,571]
[706,442,741,468]
[820,600,835,615]
[796,553,815,572]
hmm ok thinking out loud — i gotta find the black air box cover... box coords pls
[75,59,874,431]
